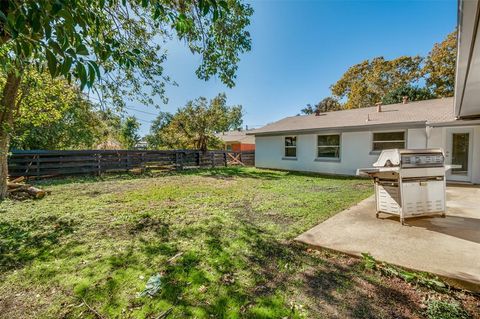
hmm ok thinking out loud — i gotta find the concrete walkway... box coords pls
[296,185,480,291]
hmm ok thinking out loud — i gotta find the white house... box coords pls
[249,0,480,184]
[249,98,480,183]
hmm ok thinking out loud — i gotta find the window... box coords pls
[284,136,297,157]
[372,131,405,151]
[317,134,340,158]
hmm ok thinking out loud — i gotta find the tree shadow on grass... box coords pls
[302,266,423,318]
[0,216,76,273]
[232,219,424,318]
[65,213,426,318]
[61,199,421,318]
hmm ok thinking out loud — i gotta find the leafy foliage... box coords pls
[382,84,436,105]
[146,93,242,151]
[361,253,447,292]
[423,31,457,97]
[426,300,470,319]
[5,69,104,150]
[325,30,457,111]
[331,56,423,109]
[119,116,141,149]
[300,97,341,115]
[0,0,252,97]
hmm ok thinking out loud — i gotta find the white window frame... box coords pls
[284,136,297,159]
[316,134,341,161]
[371,130,406,153]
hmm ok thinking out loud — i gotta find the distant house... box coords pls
[216,130,255,152]
[96,138,122,150]
[134,140,148,150]
[248,98,480,183]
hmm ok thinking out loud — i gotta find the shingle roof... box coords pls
[216,130,256,144]
[249,98,456,135]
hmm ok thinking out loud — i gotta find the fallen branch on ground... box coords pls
[81,298,105,319]
[167,252,183,264]
[156,307,173,319]
[10,176,25,183]
[7,177,47,199]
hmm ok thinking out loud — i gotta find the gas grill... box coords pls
[357,149,453,225]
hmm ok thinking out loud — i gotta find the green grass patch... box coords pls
[0,167,474,318]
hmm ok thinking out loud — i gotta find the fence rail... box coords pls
[8,150,255,178]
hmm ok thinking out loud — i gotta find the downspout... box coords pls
[425,125,432,149]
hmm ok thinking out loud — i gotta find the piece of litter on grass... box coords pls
[138,274,162,297]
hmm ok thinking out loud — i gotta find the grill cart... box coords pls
[357,149,455,225]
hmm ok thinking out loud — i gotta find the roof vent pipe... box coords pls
[402,96,409,104]
[376,102,382,113]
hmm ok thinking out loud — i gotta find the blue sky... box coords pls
[128,0,457,135]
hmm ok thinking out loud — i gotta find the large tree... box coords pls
[8,69,105,150]
[0,0,252,198]
[423,31,457,97]
[119,116,141,149]
[331,56,423,109]
[381,84,435,105]
[300,97,342,115]
[147,93,242,151]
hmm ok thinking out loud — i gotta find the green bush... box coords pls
[426,300,470,319]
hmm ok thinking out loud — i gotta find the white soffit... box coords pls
[455,0,480,118]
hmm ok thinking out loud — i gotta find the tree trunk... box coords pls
[0,71,22,200]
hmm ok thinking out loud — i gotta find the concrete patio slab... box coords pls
[296,185,480,291]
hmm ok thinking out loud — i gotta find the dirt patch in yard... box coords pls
[0,285,72,319]
[298,248,480,319]
[231,200,296,230]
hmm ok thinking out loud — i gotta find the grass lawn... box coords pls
[0,167,477,318]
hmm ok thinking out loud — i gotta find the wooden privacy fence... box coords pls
[8,150,255,178]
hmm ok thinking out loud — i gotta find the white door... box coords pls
[445,128,473,182]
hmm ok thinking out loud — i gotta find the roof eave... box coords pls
[454,0,480,118]
[250,121,428,136]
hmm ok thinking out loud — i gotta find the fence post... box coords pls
[210,152,215,168]
[36,155,40,177]
[96,153,101,176]
[175,151,184,171]
[197,151,201,167]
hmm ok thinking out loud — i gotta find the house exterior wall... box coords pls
[427,125,480,184]
[255,126,479,183]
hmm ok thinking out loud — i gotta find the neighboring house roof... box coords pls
[216,130,256,144]
[96,139,122,150]
[249,98,460,136]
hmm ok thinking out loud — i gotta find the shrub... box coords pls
[426,300,470,319]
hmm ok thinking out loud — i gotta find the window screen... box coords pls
[284,136,297,157]
[317,135,340,158]
[372,132,405,151]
